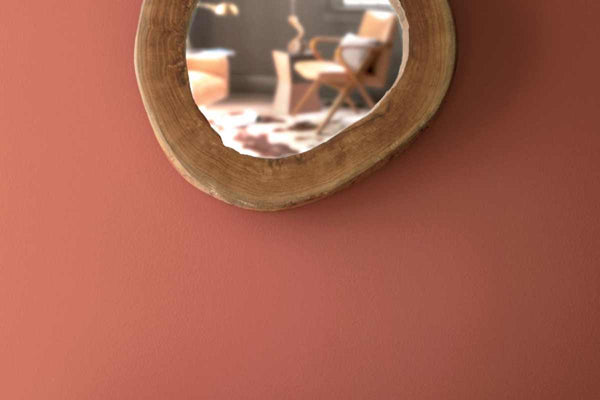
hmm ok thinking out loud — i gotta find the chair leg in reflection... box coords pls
[292,80,321,116]
[315,84,352,135]
[292,80,370,136]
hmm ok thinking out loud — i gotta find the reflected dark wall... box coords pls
[188,0,403,101]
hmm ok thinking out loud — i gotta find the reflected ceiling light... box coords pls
[196,2,240,17]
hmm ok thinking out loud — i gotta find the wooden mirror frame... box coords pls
[135,0,456,211]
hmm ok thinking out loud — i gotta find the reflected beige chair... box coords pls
[292,11,398,135]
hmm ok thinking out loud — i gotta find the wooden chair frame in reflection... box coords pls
[292,10,398,135]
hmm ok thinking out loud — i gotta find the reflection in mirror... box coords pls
[187,0,407,159]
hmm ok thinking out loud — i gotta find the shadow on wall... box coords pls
[416,0,544,161]
[446,0,543,133]
[309,0,546,213]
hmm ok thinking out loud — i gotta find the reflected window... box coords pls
[335,0,392,8]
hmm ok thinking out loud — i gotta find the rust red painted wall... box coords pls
[1,1,599,398]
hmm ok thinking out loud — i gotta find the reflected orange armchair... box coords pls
[293,11,398,135]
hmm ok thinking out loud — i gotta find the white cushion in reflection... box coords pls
[340,33,380,71]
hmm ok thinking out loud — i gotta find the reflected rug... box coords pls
[201,107,369,158]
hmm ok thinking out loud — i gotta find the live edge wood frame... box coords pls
[135,0,456,211]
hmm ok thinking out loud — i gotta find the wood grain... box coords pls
[135,0,456,211]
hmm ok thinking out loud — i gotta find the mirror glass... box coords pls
[187,0,407,158]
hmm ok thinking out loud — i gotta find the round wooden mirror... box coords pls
[135,0,456,211]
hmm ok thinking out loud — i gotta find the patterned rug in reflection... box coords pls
[202,107,369,159]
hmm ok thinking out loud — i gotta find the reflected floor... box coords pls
[201,94,369,159]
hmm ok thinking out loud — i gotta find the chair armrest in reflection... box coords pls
[309,36,343,61]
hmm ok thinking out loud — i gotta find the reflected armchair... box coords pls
[292,11,398,135]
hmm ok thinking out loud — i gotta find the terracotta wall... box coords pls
[1,1,599,398]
